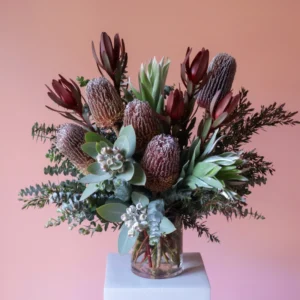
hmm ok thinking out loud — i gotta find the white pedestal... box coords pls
[104,252,210,300]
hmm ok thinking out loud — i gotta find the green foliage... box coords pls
[131,58,170,113]
[32,122,56,142]
[118,224,138,254]
[76,76,90,87]
[220,89,300,151]
[44,145,79,177]
[97,203,127,222]
[19,180,86,209]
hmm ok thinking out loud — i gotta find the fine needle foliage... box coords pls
[19,31,299,268]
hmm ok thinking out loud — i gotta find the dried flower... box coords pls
[92,32,127,89]
[86,77,124,127]
[46,75,83,114]
[56,124,93,174]
[166,89,185,120]
[123,99,161,152]
[197,53,236,109]
[181,47,209,86]
[141,134,180,193]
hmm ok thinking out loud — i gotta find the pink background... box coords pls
[1,0,300,299]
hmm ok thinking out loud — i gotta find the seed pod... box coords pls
[56,124,93,174]
[86,77,124,127]
[123,99,161,152]
[141,134,180,193]
[197,53,236,109]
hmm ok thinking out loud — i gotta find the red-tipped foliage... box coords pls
[166,89,185,120]
[46,75,83,114]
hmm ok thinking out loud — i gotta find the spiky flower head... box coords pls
[56,124,93,174]
[86,77,124,127]
[197,53,236,109]
[141,134,180,193]
[123,99,161,152]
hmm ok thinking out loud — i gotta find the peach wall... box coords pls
[1,0,300,299]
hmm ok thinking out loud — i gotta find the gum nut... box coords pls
[100,147,107,155]
[113,147,120,153]
[139,214,147,221]
[106,158,113,166]
[132,222,139,230]
[136,203,143,210]
[128,228,135,237]
[106,147,113,154]
[101,164,109,171]
[52,192,58,199]
[140,220,148,226]
[125,220,133,227]
[115,153,123,161]
[121,214,127,221]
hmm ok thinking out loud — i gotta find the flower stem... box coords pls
[144,230,152,268]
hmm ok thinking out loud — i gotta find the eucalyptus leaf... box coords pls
[85,132,113,147]
[129,163,146,186]
[116,161,134,181]
[81,142,98,159]
[87,162,107,176]
[96,141,109,154]
[131,192,149,207]
[118,224,138,255]
[160,217,176,235]
[80,183,99,201]
[114,135,130,157]
[119,125,136,157]
[96,203,127,222]
[79,173,111,184]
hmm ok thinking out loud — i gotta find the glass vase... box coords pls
[131,216,183,279]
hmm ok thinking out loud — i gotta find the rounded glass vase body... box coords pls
[131,217,183,279]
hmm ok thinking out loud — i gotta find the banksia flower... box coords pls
[141,134,180,193]
[56,124,93,174]
[123,99,161,152]
[166,89,185,121]
[86,77,124,128]
[46,75,83,114]
[197,53,237,109]
[181,47,209,86]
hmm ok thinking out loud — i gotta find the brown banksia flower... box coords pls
[86,77,124,128]
[197,53,236,109]
[141,134,180,193]
[56,124,93,174]
[123,99,161,152]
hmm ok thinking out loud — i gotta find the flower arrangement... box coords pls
[19,32,299,278]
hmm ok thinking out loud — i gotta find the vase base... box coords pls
[131,263,184,279]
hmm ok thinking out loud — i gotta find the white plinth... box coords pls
[104,252,210,300]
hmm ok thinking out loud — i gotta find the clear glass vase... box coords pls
[131,216,183,279]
